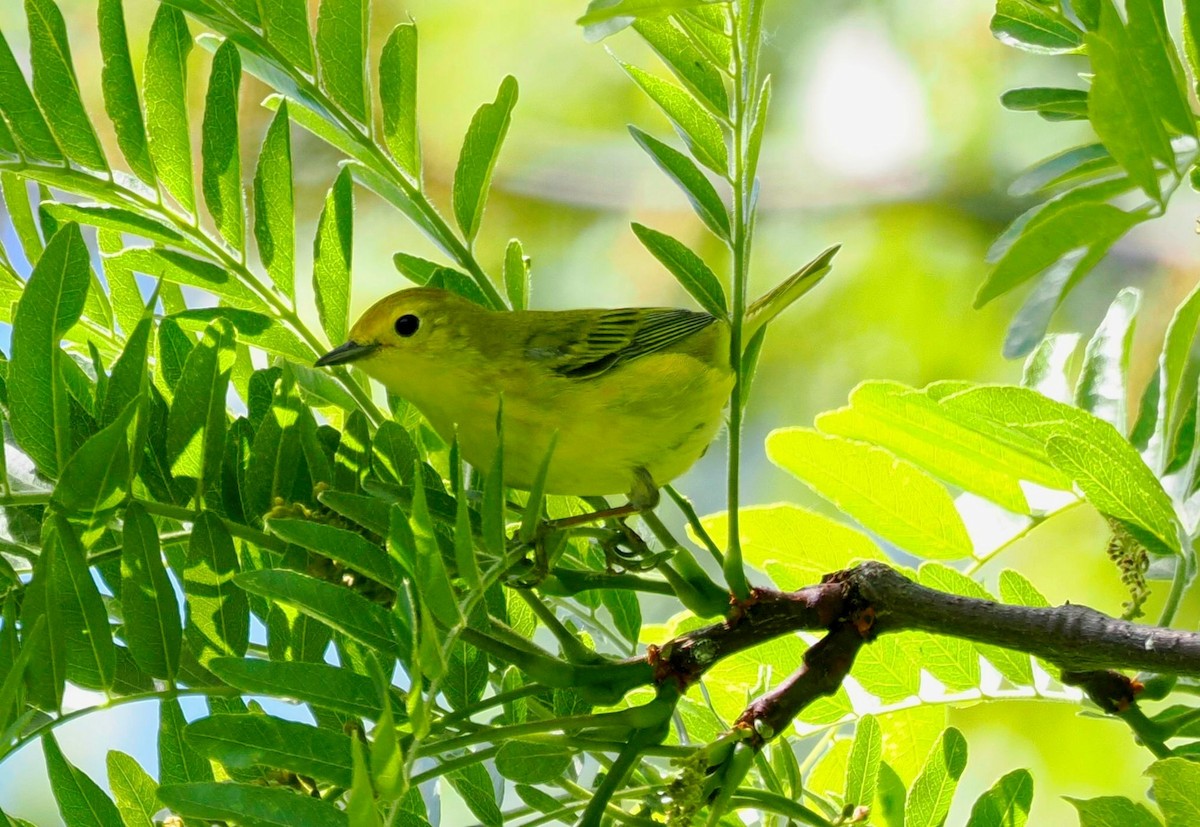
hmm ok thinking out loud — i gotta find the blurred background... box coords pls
[2,0,1199,823]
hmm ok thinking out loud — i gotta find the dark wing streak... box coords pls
[545,309,716,379]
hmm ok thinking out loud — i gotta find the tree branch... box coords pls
[648,561,1200,745]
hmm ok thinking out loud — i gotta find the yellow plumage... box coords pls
[316,245,836,505]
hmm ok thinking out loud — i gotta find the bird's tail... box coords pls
[742,244,840,345]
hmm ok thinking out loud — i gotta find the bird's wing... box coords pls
[525,308,717,379]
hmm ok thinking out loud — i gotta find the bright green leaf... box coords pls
[453,75,518,241]
[905,727,968,827]
[380,24,421,180]
[9,222,91,476]
[201,40,245,253]
[316,0,369,123]
[26,0,107,171]
[630,222,726,316]
[121,501,182,680]
[254,102,296,301]
[767,427,974,559]
[184,512,249,664]
[314,167,354,346]
[42,733,124,827]
[144,5,196,213]
[967,768,1033,827]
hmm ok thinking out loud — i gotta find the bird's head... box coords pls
[315,287,484,394]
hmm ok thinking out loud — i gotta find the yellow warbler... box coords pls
[316,246,837,511]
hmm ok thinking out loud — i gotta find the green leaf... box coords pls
[333,410,371,493]
[208,657,383,719]
[110,247,264,309]
[633,18,728,116]
[1047,430,1178,556]
[2,173,44,264]
[52,397,138,543]
[942,386,1180,555]
[1157,277,1200,447]
[408,474,460,627]
[370,683,404,798]
[267,518,395,588]
[120,501,182,680]
[844,714,882,811]
[998,569,1050,608]
[25,0,107,171]
[967,768,1033,827]
[246,367,304,521]
[1009,143,1116,197]
[160,697,213,786]
[9,222,91,476]
[380,24,421,180]
[767,427,973,559]
[602,588,641,646]
[41,203,185,249]
[184,512,249,664]
[622,63,727,175]
[260,0,314,74]
[817,381,1061,512]
[186,713,354,787]
[144,5,195,213]
[1000,86,1087,120]
[503,239,529,311]
[904,727,968,827]
[254,102,295,301]
[453,75,518,241]
[629,127,729,240]
[1085,3,1179,202]
[1075,288,1139,432]
[167,319,236,502]
[106,751,159,827]
[976,196,1144,308]
[159,782,349,827]
[314,167,354,346]
[236,570,399,657]
[348,737,382,827]
[447,763,502,827]
[630,223,726,316]
[699,504,885,590]
[1124,0,1196,139]
[991,0,1083,54]
[443,640,488,712]
[495,742,573,784]
[201,39,245,253]
[1067,796,1163,827]
[42,733,124,827]
[1020,333,1078,401]
[0,31,62,161]
[316,0,369,123]
[19,556,66,711]
[1146,757,1200,827]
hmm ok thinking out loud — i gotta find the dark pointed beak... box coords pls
[315,340,378,367]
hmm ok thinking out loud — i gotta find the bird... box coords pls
[316,246,837,523]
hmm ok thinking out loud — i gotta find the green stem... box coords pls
[578,729,657,827]
[727,790,835,827]
[1,687,241,765]
[407,745,500,786]
[963,499,1084,576]
[665,485,724,566]
[434,683,546,729]
[722,0,762,602]
[1157,549,1190,627]
[518,590,604,664]
[135,499,287,553]
[420,705,651,757]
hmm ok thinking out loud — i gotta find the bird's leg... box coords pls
[543,467,660,531]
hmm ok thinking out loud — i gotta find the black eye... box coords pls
[394,314,420,337]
